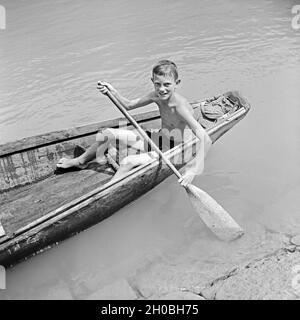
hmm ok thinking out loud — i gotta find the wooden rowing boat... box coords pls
[0,91,250,267]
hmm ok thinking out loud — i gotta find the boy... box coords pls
[57,60,212,185]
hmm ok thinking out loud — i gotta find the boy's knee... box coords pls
[120,155,146,169]
[120,154,154,168]
[96,128,115,143]
[120,156,135,167]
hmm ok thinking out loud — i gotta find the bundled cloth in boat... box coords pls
[197,91,242,128]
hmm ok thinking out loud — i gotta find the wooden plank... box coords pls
[0,135,95,192]
[0,167,112,237]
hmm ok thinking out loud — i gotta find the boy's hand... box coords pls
[97,81,117,95]
[178,173,195,188]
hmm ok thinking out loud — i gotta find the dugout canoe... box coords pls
[0,91,250,267]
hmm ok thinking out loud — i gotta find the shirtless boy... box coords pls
[57,60,212,185]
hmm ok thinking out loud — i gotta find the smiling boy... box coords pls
[57,60,211,185]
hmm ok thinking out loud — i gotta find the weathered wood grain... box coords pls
[0,111,164,192]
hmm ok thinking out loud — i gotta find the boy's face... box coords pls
[151,74,180,101]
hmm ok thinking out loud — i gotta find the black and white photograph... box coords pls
[0,0,299,304]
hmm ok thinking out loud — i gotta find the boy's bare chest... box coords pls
[158,105,183,128]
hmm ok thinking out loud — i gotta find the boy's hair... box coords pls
[152,60,178,80]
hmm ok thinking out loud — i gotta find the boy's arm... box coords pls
[115,91,155,110]
[176,100,212,148]
[176,100,212,186]
[97,81,154,110]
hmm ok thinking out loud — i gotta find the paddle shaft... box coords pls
[106,90,183,180]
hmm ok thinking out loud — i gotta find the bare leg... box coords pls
[57,140,105,168]
[95,128,145,164]
[111,152,157,182]
[57,128,145,169]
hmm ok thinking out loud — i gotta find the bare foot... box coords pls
[57,157,81,169]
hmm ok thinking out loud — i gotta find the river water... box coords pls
[0,0,299,299]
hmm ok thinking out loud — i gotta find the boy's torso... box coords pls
[152,93,196,143]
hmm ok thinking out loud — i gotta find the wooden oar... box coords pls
[105,90,244,241]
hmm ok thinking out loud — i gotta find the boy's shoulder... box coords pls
[173,93,190,108]
[144,91,159,103]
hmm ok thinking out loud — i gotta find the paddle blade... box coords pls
[185,184,244,241]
